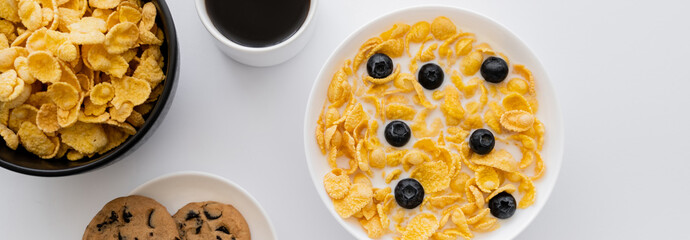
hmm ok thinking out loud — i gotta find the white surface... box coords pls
[195,0,318,66]
[1,0,689,239]
[129,172,276,240]
[303,6,563,240]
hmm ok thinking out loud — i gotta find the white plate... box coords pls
[130,171,277,240]
[303,5,564,240]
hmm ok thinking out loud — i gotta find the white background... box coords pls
[1,0,689,239]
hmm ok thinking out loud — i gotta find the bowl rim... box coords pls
[302,4,564,239]
[194,0,318,52]
[0,0,180,177]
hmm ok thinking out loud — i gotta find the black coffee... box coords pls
[205,0,310,48]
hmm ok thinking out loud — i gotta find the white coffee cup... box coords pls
[195,0,318,67]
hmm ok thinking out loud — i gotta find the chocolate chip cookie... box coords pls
[173,201,250,240]
[83,195,179,240]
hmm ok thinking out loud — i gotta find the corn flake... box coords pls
[502,92,532,113]
[360,215,384,239]
[0,0,20,22]
[8,104,36,132]
[500,110,534,132]
[118,5,141,23]
[369,148,386,169]
[0,69,24,102]
[385,103,415,121]
[450,209,473,239]
[89,0,120,9]
[0,123,19,150]
[109,100,132,122]
[55,95,79,127]
[507,78,529,95]
[111,76,150,108]
[68,18,107,45]
[138,27,161,45]
[531,152,545,181]
[468,185,484,209]
[27,50,61,83]
[402,213,438,240]
[139,2,156,30]
[356,140,370,173]
[333,183,373,218]
[411,161,450,193]
[95,125,126,154]
[455,38,475,56]
[86,44,129,77]
[407,21,430,43]
[78,111,109,123]
[18,0,42,30]
[17,121,55,157]
[47,82,79,110]
[475,166,500,193]
[324,168,351,200]
[419,43,437,62]
[472,217,499,232]
[59,121,106,154]
[486,184,517,201]
[428,194,462,209]
[430,16,456,40]
[344,103,365,133]
[375,39,404,58]
[440,86,464,126]
[384,169,401,184]
[104,22,138,54]
[470,149,518,173]
[36,103,59,133]
[460,51,482,76]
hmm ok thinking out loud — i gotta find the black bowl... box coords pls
[0,0,179,177]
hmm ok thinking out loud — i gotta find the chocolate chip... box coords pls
[149,232,153,237]
[186,210,200,220]
[204,210,222,220]
[96,211,119,231]
[109,211,119,223]
[96,222,105,231]
[216,236,222,240]
[195,226,201,234]
[117,232,123,240]
[216,226,230,234]
[195,218,203,229]
[147,209,155,228]
[122,207,133,223]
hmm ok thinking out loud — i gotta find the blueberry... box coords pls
[480,56,509,83]
[367,53,394,79]
[418,63,444,90]
[394,178,424,209]
[469,129,495,155]
[384,120,411,147]
[489,192,516,219]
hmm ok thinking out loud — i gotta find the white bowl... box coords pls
[195,0,318,67]
[129,171,277,240]
[303,5,564,240]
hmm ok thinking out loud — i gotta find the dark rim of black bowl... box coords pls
[0,0,179,177]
